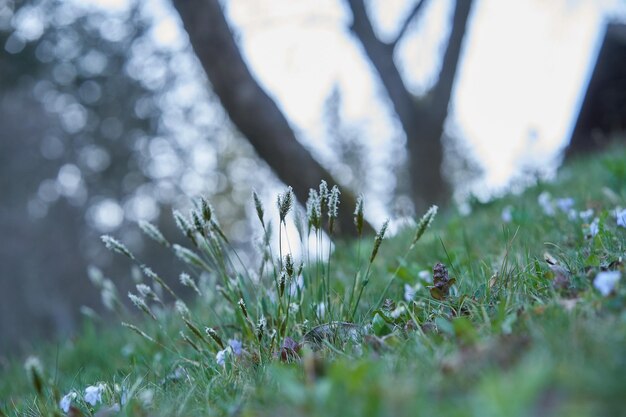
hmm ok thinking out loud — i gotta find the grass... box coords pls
[1,145,626,417]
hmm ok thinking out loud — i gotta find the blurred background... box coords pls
[1,0,626,353]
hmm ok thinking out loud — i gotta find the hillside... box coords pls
[2,146,626,417]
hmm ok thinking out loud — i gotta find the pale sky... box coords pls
[66,0,626,225]
[225,0,626,198]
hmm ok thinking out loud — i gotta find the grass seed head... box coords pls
[173,210,197,245]
[138,220,169,247]
[369,219,389,263]
[200,197,213,222]
[306,189,322,231]
[277,186,294,224]
[354,195,364,236]
[411,205,438,248]
[253,191,265,227]
[101,235,135,260]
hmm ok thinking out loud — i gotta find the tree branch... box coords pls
[347,0,417,126]
[429,0,474,115]
[392,0,429,48]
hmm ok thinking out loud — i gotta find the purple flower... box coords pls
[84,384,105,406]
[228,339,243,356]
[216,349,227,366]
[59,392,76,413]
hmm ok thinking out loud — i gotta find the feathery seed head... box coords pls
[370,219,389,263]
[411,205,438,248]
[328,185,340,219]
[175,300,190,318]
[24,356,44,395]
[306,189,322,231]
[128,292,157,320]
[173,210,196,244]
[354,195,364,236]
[205,327,225,349]
[191,209,205,236]
[238,298,248,318]
[179,272,202,296]
[257,316,266,341]
[101,235,135,260]
[173,244,207,269]
[200,197,213,222]
[122,322,155,343]
[179,272,193,287]
[277,186,294,223]
[138,220,169,247]
[318,180,329,214]
[284,254,295,277]
[136,284,152,298]
[252,191,265,227]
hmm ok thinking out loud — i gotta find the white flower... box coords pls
[59,392,77,413]
[418,270,431,282]
[316,302,326,319]
[289,302,300,314]
[501,206,513,223]
[216,349,227,366]
[556,197,574,212]
[579,209,594,221]
[588,217,600,237]
[567,209,578,221]
[228,339,243,356]
[404,284,416,302]
[594,271,621,296]
[390,305,406,319]
[538,192,555,216]
[84,384,105,406]
[139,389,154,406]
[615,208,626,228]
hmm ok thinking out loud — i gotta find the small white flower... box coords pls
[418,270,431,282]
[579,209,594,221]
[175,300,190,317]
[138,389,154,406]
[289,302,300,314]
[588,217,600,237]
[316,302,326,319]
[404,284,416,302]
[501,206,513,223]
[538,192,555,216]
[84,383,105,406]
[216,349,227,366]
[59,392,76,413]
[567,209,578,221]
[556,197,574,212]
[615,208,626,228]
[390,305,406,319]
[228,339,243,356]
[594,271,621,296]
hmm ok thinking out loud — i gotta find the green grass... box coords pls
[2,146,626,417]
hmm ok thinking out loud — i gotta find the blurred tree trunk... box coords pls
[173,0,366,236]
[173,0,473,220]
[346,0,474,211]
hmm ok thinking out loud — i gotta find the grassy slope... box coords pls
[2,146,626,417]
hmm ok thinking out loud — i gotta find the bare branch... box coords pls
[392,0,430,48]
